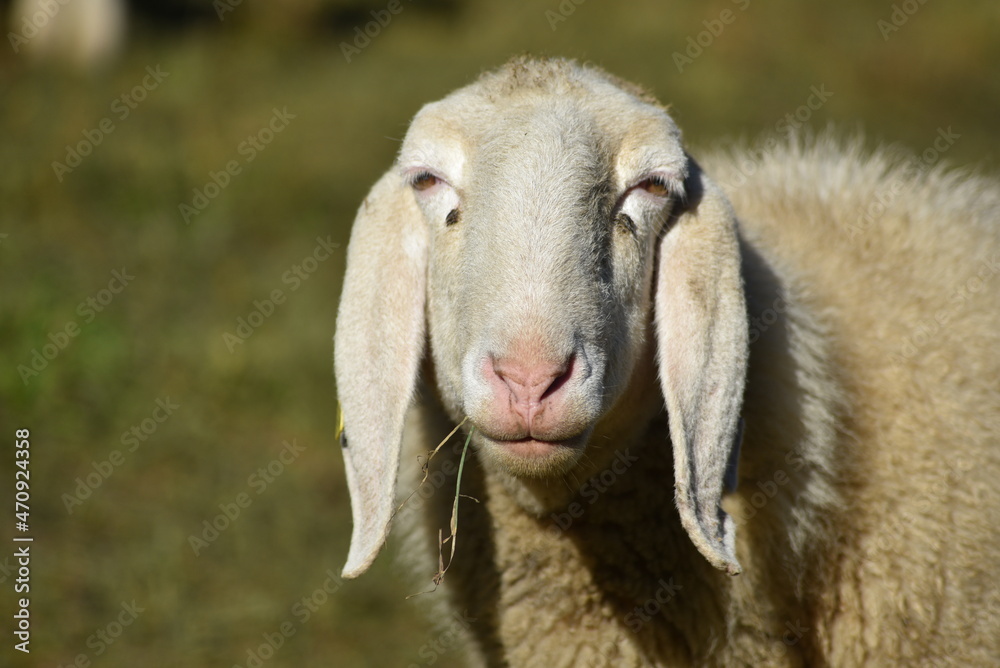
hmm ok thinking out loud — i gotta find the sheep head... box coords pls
[334,59,748,579]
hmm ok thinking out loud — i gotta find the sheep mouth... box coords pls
[475,431,590,477]
[500,436,584,457]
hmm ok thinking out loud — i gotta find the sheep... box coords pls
[333,57,1000,666]
[9,0,126,69]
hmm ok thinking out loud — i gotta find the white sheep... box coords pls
[334,57,1000,666]
[9,0,126,69]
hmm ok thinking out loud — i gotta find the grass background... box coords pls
[0,0,997,666]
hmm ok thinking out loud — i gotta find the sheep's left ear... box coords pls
[334,169,428,579]
[655,157,748,576]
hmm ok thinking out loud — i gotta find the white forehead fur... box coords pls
[398,58,688,189]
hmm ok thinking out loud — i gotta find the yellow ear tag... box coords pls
[336,402,347,448]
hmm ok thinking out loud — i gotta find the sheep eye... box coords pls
[639,176,671,198]
[446,208,460,226]
[410,171,440,191]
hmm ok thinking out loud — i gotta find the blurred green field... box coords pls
[0,1,998,666]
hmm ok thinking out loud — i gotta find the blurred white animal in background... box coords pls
[9,0,127,69]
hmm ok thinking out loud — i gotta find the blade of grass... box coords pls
[437,426,475,583]
[408,425,476,597]
[393,416,467,519]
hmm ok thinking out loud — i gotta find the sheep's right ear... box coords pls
[655,158,748,576]
[334,169,428,579]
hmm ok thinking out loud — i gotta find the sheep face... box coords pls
[400,95,687,480]
[335,59,748,577]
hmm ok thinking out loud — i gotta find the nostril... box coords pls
[492,353,574,407]
[539,354,574,402]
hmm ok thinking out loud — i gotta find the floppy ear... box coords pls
[334,169,428,579]
[655,158,748,576]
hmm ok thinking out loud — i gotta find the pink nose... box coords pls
[486,353,574,434]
